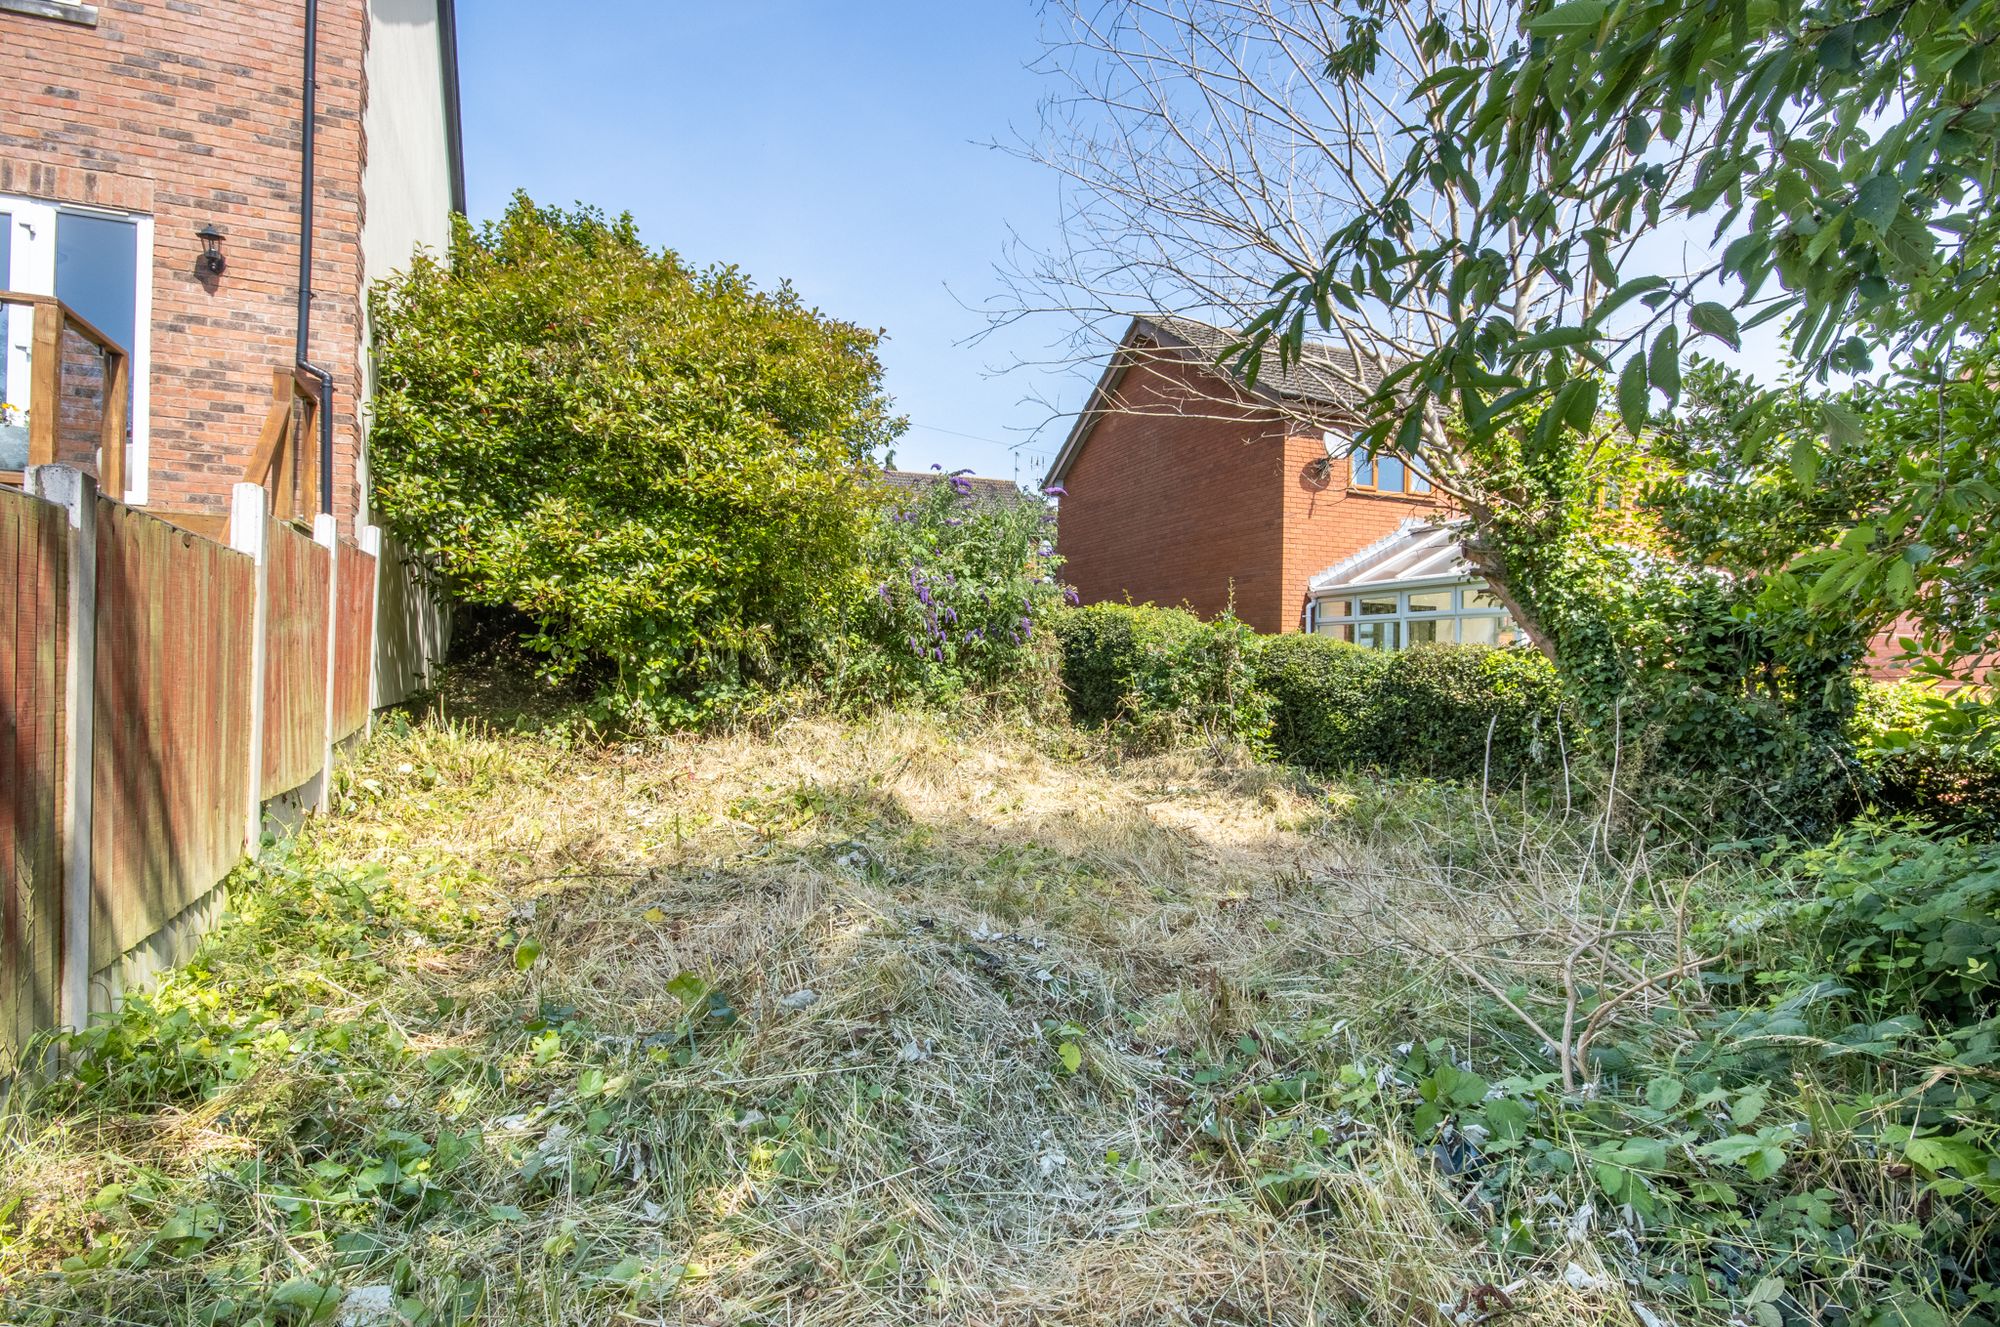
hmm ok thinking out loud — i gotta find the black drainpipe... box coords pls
[298,0,335,517]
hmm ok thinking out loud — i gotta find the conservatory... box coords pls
[1304,520,1527,650]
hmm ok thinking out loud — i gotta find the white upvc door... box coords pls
[0,195,150,501]
[1,201,56,471]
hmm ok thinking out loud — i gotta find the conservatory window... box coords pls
[1312,582,1523,652]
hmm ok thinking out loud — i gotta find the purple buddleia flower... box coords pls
[931,462,943,470]
[1019,616,1033,640]
[1064,586,1080,605]
[878,583,893,605]
[917,584,933,607]
[932,646,943,662]
[942,606,958,625]
[1045,482,1067,498]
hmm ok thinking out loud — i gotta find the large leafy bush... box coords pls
[826,472,1064,708]
[368,195,901,718]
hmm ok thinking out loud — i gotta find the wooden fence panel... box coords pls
[89,501,253,971]
[0,486,67,1060]
[331,539,375,740]
[261,520,329,798]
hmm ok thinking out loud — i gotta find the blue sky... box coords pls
[457,2,1076,484]
[457,5,1794,485]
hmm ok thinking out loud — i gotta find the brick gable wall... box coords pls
[1055,353,1451,634]
[1054,355,1291,631]
[1,0,369,527]
[1279,432,1450,629]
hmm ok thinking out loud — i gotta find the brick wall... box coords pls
[1278,431,1449,631]
[1055,352,1452,634]
[1055,354,1292,632]
[0,0,369,528]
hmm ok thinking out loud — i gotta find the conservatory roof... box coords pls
[1307,519,1474,595]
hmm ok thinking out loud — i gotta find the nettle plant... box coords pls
[837,470,1065,706]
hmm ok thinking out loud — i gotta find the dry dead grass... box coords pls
[1,705,1666,1326]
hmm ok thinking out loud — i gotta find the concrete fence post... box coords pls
[360,524,383,738]
[25,463,97,1032]
[314,513,338,814]
[228,483,270,850]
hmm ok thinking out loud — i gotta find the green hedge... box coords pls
[1054,603,1564,780]
[1052,603,1271,750]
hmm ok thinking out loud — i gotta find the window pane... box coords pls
[1466,586,1507,611]
[56,212,138,359]
[1409,463,1431,494]
[1459,615,1499,646]
[1407,589,1450,614]
[1316,620,1354,642]
[1374,452,1405,492]
[1351,448,1374,488]
[1496,615,1526,649]
[1358,594,1397,616]
[1408,618,1454,645]
[1317,599,1349,618]
[1356,619,1400,650]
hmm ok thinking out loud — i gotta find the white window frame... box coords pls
[2,195,152,503]
[1309,580,1522,650]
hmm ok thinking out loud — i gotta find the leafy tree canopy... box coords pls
[1246,0,1999,674]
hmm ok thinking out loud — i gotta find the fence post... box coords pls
[360,524,383,738]
[228,484,270,849]
[314,513,338,814]
[25,463,96,1032]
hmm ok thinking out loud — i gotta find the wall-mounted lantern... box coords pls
[196,224,227,276]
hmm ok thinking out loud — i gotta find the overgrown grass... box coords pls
[0,697,1990,1325]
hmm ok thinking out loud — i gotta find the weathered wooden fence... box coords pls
[0,467,387,1062]
[0,484,68,1056]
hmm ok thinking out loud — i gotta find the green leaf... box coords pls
[1647,325,1681,403]
[1617,351,1650,435]
[1853,174,1902,230]
[664,970,708,1006]
[1790,435,1821,485]
[1058,1041,1083,1074]
[1524,0,1606,35]
[1819,400,1865,449]
[512,939,543,971]
[1688,301,1741,350]
[1644,1076,1686,1111]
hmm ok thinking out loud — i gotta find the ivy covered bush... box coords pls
[368,195,902,722]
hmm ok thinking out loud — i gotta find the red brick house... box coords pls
[1048,316,1527,643]
[1,0,462,542]
[3,0,463,700]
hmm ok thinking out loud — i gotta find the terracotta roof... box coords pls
[882,469,1031,506]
